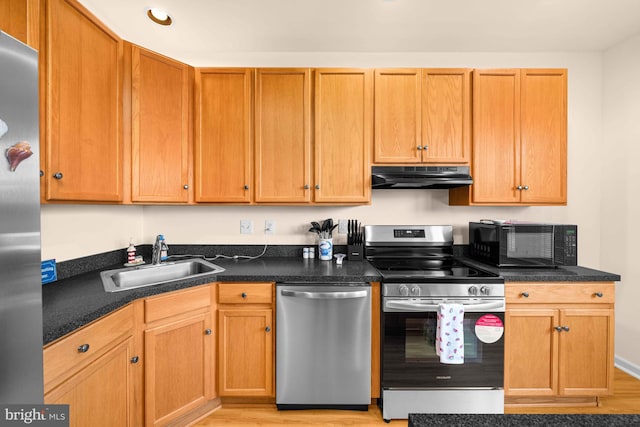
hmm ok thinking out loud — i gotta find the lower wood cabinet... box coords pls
[504,282,615,403]
[44,304,142,427]
[144,285,215,426]
[217,282,274,397]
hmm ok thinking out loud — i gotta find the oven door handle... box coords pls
[280,289,369,299]
[384,300,505,312]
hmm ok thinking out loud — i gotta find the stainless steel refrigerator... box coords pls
[0,31,44,404]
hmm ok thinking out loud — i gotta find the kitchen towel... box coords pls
[436,303,465,364]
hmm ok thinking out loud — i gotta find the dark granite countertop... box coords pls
[42,248,621,346]
[409,413,640,426]
[460,257,621,282]
[42,256,381,345]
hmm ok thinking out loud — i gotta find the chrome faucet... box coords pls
[151,234,168,265]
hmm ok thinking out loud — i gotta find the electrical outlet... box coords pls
[265,219,276,235]
[240,219,253,234]
[339,219,348,234]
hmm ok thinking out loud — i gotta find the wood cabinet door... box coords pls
[45,0,123,201]
[471,69,521,204]
[520,69,567,204]
[218,309,274,396]
[130,45,191,203]
[504,308,558,396]
[374,69,421,164]
[45,337,136,427]
[422,69,471,164]
[314,69,372,203]
[145,313,213,427]
[0,0,39,48]
[558,308,614,396]
[195,68,252,203]
[254,68,312,203]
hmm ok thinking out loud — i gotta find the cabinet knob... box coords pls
[595,292,603,298]
[40,170,44,177]
[183,184,189,190]
[417,146,423,150]
[516,185,523,191]
[53,172,63,180]
[304,184,310,190]
[315,184,320,190]
[521,292,529,298]
[205,329,212,335]
[130,356,139,364]
[555,326,563,332]
[241,292,247,299]
[265,326,271,333]
[77,343,90,353]
[523,185,529,190]
[562,326,570,332]
[244,185,249,190]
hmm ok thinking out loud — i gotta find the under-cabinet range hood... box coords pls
[371,166,473,189]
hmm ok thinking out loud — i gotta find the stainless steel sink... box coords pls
[100,258,225,292]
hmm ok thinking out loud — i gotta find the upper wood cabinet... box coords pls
[195,68,253,203]
[374,68,470,164]
[128,44,192,203]
[254,68,312,203]
[450,68,567,205]
[314,69,373,203]
[0,0,39,48]
[44,0,123,201]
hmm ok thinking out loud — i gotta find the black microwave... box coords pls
[469,221,577,267]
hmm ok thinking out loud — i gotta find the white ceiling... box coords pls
[79,0,640,66]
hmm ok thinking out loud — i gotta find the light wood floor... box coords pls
[194,368,640,426]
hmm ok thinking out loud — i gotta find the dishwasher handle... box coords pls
[280,289,368,300]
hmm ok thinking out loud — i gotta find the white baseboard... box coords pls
[615,355,640,379]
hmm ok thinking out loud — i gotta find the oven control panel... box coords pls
[384,282,505,298]
[393,229,426,238]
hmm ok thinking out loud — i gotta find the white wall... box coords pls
[603,33,640,374]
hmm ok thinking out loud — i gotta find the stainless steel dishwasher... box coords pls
[276,283,371,410]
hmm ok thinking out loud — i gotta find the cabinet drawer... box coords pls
[218,282,273,304]
[506,282,615,304]
[44,304,134,392]
[145,285,211,323]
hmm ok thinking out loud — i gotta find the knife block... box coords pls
[347,244,364,261]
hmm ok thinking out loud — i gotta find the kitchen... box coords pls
[1,0,640,426]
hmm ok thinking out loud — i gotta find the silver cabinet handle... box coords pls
[281,289,368,300]
[53,172,63,180]
[205,329,212,335]
[131,356,139,364]
[244,185,249,190]
[183,184,189,190]
[77,344,90,353]
[241,292,247,299]
[555,326,563,332]
[417,146,423,150]
[516,185,523,190]
[595,292,603,298]
[523,185,529,190]
[521,292,529,298]
[562,326,570,332]
[265,326,271,333]
[315,184,320,190]
[304,184,310,189]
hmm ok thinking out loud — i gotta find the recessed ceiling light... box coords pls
[147,8,173,26]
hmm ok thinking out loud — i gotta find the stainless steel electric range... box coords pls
[364,225,505,422]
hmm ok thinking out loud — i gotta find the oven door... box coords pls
[382,297,504,389]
